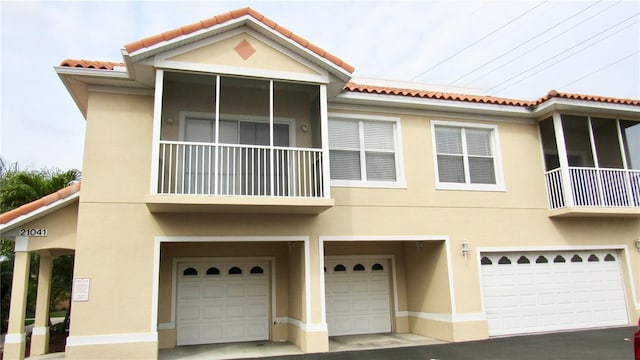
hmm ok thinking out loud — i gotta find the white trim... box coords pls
[285,317,328,332]
[320,84,331,198]
[31,326,48,336]
[335,92,533,118]
[320,235,448,242]
[53,66,129,79]
[431,119,506,192]
[327,112,407,188]
[406,311,486,323]
[3,333,26,344]
[66,332,158,347]
[0,192,80,234]
[150,69,164,195]
[14,236,28,252]
[328,103,536,125]
[533,97,640,119]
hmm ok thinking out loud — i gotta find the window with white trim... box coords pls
[329,115,404,187]
[432,121,504,191]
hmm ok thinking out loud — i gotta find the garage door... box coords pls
[480,250,628,336]
[176,260,269,345]
[324,258,391,336]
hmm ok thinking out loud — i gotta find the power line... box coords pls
[485,13,640,94]
[449,0,605,84]
[463,0,622,87]
[410,1,548,80]
[556,50,640,91]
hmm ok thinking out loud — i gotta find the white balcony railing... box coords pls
[545,167,640,209]
[158,141,325,198]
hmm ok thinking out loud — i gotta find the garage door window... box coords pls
[206,267,220,275]
[183,267,198,276]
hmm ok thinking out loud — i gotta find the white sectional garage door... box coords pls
[480,250,628,336]
[324,258,392,336]
[176,260,269,345]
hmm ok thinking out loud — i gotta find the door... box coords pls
[480,250,628,336]
[176,260,269,345]
[324,257,392,336]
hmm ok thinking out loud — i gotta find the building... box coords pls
[1,7,639,360]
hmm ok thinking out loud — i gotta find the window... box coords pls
[432,121,504,191]
[329,114,404,187]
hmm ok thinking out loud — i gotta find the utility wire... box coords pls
[485,13,640,94]
[556,50,640,91]
[410,0,548,80]
[450,0,605,84]
[488,21,639,95]
[463,0,622,86]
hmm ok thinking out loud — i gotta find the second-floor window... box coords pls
[328,114,405,188]
[432,120,504,191]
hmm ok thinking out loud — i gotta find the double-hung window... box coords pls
[432,120,504,191]
[328,114,405,188]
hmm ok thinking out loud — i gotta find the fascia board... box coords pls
[0,193,80,236]
[533,98,640,120]
[334,91,534,119]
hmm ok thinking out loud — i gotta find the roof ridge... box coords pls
[0,181,81,225]
[122,7,354,74]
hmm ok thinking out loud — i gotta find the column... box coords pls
[3,248,31,360]
[30,251,53,356]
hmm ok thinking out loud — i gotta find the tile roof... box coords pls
[344,83,640,107]
[122,7,354,74]
[59,59,124,70]
[344,82,535,106]
[0,182,81,225]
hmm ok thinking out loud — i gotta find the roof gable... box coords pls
[123,7,353,78]
[0,182,81,232]
[162,31,324,80]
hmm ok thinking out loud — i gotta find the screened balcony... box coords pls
[147,71,333,214]
[540,114,640,217]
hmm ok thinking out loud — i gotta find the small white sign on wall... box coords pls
[72,278,90,302]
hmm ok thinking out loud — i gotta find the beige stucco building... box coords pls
[1,7,639,360]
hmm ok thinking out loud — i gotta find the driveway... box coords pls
[253,326,636,360]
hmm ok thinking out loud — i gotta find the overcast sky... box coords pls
[1,0,639,172]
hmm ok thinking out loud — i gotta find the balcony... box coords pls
[545,167,640,217]
[146,71,334,214]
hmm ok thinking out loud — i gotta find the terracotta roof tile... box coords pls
[0,182,81,225]
[534,90,640,106]
[344,83,640,108]
[59,59,124,70]
[343,82,535,106]
[121,7,355,74]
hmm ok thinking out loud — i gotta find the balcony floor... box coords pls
[145,194,334,214]
[548,206,640,218]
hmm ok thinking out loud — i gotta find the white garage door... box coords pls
[324,258,392,336]
[480,250,628,336]
[176,260,269,345]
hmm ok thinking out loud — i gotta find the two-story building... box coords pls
[1,7,639,360]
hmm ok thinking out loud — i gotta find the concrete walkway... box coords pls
[158,333,444,360]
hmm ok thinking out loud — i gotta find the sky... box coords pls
[1,0,639,172]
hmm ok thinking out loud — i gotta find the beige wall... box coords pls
[26,202,78,252]
[61,35,640,358]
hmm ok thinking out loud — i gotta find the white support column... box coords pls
[30,251,53,356]
[214,75,220,195]
[149,69,165,195]
[552,112,574,207]
[319,84,331,198]
[269,80,275,196]
[4,240,31,360]
[616,119,635,206]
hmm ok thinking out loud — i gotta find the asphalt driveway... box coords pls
[253,326,636,360]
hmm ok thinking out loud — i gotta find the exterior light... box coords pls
[461,241,469,259]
